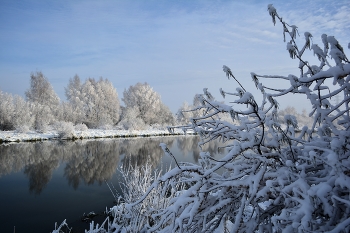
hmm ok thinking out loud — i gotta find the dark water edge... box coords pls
[0,136,226,233]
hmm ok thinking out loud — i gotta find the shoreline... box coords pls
[0,128,194,143]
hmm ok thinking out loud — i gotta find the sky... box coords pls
[1,0,349,113]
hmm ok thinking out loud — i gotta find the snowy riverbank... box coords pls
[0,128,189,143]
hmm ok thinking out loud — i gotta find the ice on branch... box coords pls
[267,4,278,25]
[287,42,297,58]
[223,65,232,79]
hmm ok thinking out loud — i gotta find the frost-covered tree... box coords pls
[65,74,82,102]
[25,71,60,131]
[66,76,121,128]
[96,78,121,125]
[0,90,15,130]
[82,78,121,127]
[122,82,174,126]
[25,71,60,109]
[0,90,33,132]
[158,104,175,126]
[98,5,350,233]
[64,74,85,124]
[12,95,33,132]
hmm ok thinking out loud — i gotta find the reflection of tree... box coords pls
[0,140,121,192]
[23,142,61,194]
[176,136,201,161]
[0,144,27,177]
[1,136,207,194]
[120,137,175,169]
[64,140,120,189]
[176,136,227,162]
[24,159,59,194]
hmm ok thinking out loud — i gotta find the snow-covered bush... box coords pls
[82,158,184,233]
[108,160,171,232]
[118,106,147,130]
[74,123,88,131]
[121,4,350,232]
[54,121,75,139]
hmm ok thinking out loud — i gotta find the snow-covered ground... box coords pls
[0,128,189,143]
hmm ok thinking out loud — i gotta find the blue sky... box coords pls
[1,0,349,113]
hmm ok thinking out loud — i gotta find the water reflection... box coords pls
[120,137,175,169]
[24,159,59,194]
[64,140,121,189]
[176,136,224,162]
[0,136,226,194]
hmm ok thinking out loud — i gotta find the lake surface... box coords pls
[0,135,227,233]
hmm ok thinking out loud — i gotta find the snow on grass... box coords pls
[0,128,190,143]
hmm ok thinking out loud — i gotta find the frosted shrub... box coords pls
[98,123,113,130]
[124,4,350,232]
[80,160,183,233]
[120,117,147,131]
[51,219,71,233]
[55,121,75,139]
[74,123,88,131]
[14,125,30,133]
[119,107,147,130]
[107,161,164,232]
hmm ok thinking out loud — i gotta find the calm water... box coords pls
[0,135,226,233]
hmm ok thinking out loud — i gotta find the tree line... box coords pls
[0,71,313,134]
[0,72,176,133]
